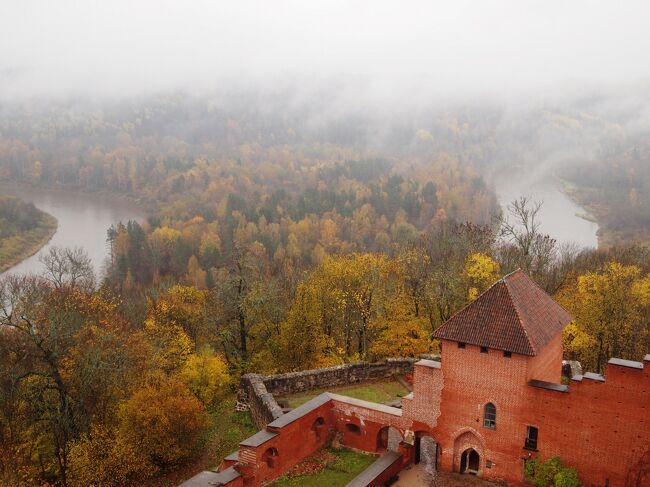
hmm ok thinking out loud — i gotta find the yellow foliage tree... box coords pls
[118,376,209,470]
[277,281,333,371]
[369,295,432,360]
[147,285,209,343]
[68,425,154,487]
[559,262,650,372]
[464,252,501,301]
[187,255,207,289]
[144,315,193,374]
[178,346,231,407]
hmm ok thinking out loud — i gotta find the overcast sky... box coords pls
[1,0,649,100]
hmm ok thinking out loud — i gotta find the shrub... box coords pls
[118,377,209,470]
[524,456,580,487]
[178,345,231,407]
[68,425,154,487]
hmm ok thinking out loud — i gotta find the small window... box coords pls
[480,346,488,354]
[525,426,538,450]
[484,402,496,429]
[504,351,512,358]
[346,423,361,435]
[458,342,466,349]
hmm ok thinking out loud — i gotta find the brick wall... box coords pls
[427,340,531,479]
[330,397,409,453]
[241,402,335,486]
[185,347,648,487]
[524,360,650,487]
[405,341,650,486]
[402,360,444,431]
[526,332,564,383]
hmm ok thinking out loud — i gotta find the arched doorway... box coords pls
[453,430,484,475]
[414,432,437,474]
[460,448,480,475]
[377,426,403,452]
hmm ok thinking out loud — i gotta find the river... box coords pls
[0,184,145,279]
[494,171,599,249]
[1,172,597,280]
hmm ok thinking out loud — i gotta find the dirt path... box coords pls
[394,464,500,487]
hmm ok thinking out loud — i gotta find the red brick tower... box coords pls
[431,269,570,480]
[402,269,650,486]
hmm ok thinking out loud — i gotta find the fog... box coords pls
[2,0,650,101]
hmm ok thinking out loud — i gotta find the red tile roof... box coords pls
[432,270,572,356]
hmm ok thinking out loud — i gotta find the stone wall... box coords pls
[237,374,284,427]
[240,358,423,428]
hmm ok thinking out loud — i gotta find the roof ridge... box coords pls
[433,270,571,356]
[501,268,524,281]
[435,273,509,333]
[503,272,536,355]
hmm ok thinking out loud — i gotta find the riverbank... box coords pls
[0,212,58,273]
[0,180,153,214]
[559,180,647,248]
[0,184,145,278]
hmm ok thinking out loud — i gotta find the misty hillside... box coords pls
[1,2,650,486]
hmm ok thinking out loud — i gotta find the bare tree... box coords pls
[496,197,556,273]
[495,197,581,293]
[0,274,78,485]
[39,246,95,291]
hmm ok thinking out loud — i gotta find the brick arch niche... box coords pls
[311,416,326,441]
[453,431,484,475]
[377,426,403,452]
[262,447,279,469]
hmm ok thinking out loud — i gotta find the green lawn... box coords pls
[277,379,409,409]
[271,448,375,487]
[208,397,258,466]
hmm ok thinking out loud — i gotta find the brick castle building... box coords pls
[181,270,650,487]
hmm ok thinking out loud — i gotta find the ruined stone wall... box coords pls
[263,358,418,396]
[238,374,284,428]
[240,358,420,428]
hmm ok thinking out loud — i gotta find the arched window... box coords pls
[483,402,496,429]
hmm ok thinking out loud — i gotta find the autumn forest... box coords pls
[1,90,650,487]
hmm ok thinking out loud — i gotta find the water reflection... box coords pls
[0,185,145,279]
[494,172,598,249]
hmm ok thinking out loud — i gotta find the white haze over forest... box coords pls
[1,0,650,101]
